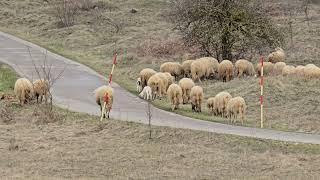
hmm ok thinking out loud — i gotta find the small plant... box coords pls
[50,0,79,27]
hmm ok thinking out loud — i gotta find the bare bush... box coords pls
[50,0,79,27]
[0,102,14,124]
[170,0,285,61]
[32,105,65,124]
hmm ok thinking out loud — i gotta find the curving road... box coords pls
[1,31,320,144]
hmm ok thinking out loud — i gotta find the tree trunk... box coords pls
[221,31,233,60]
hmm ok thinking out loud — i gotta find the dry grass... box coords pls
[0,102,320,179]
[0,0,319,134]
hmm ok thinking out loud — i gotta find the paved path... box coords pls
[1,31,320,144]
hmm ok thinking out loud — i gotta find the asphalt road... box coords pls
[1,31,320,144]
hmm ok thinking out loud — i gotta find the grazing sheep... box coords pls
[139,68,157,88]
[206,97,216,115]
[267,47,285,63]
[167,84,183,111]
[282,65,296,76]
[235,59,255,78]
[190,86,204,112]
[190,60,205,82]
[14,78,34,105]
[163,72,175,87]
[198,57,219,79]
[218,60,234,82]
[33,79,50,103]
[155,72,169,92]
[273,62,286,75]
[136,77,142,93]
[226,96,247,125]
[147,74,166,99]
[256,62,274,76]
[139,86,152,100]
[160,62,184,79]
[295,65,305,77]
[214,91,232,117]
[95,85,114,119]
[178,78,195,104]
[304,64,320,79]
[182,60,195,78]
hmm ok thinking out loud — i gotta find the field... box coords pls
[0,0,319,134]
[1,64,320,179]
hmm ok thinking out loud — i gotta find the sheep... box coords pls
[139,68,157,88]
[256,62,274,76]
[190,60,205,82]
[214,91,232,117]
[206,97,216,115]
[190,86,204,112]
[282,65,296,76]
[136,77,142,93]
[273,62,286,75]
[33,79,50,103]
[139,86,152,100]
[155,72,169,92]
[235,59,255,78]
[295,65,305,77]
[267,47,285,63]
[304,64,320,79]
[160,62,184,79]
[163,72,175,87]
[147,74,166,99]
[218,60,234,82]
[197,57,219,79]
[178,78,195,104]
[226,96,247,125]
[94,85,113,119]
[182,60,195,78]
[14,78,34,105]
[167,84,183,111]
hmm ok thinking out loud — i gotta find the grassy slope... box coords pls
[0,64,18,93]
[0,0,319,133]
[1,64,320,179]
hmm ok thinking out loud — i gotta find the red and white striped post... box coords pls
[108,51,117,86]
[260,56,264,128]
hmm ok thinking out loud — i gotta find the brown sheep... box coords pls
[206,97,216,115]
[218,60,234,82]
[147,74,166,99]
[14,78,34,105]
[94,85,113,119]
[178,78,195,104]
[182,60,195,78]
[282,65,296,76]
[214,91,232,117]
[167,84,183,111]
[160,62,184,79]
[226,96,247,125]
[191,60,205,82]
[155,72,169,92]
[163,72,175,88]
[273,62,286,75]
[190,86,204,112]
[304,64,320,79]
[256,62,274,76]
[235,59,255,78]
[33,79,50,103]
[267,47,285,63]
[139,68,156,88]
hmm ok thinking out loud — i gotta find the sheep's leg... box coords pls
[40,95,43,103]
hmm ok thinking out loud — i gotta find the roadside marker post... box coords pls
[260,56,264,128]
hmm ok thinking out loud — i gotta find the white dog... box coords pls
[139,86,152,100]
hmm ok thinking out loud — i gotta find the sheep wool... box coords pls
[139,68,157,88]
[267,47,285,63]
[33,79,50,103]
[167,84,183,111]
[94,85,114,119]
[160,62,184,79]
[273,62,286,75]
[14,78,34,105]
[214,91,232,117]
[218,60,234,82]
[182,60,195,78]
[206,97,216,115]
[235,59,255,78]
[190,86,204,113]
[226,96,247,125]
[178,78,195,104]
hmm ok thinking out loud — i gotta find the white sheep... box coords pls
[139,86,152,100]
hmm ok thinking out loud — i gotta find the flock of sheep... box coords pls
[136,47,320,124]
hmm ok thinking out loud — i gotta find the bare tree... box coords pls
[50,0,79,27]
[28,47,66,111]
